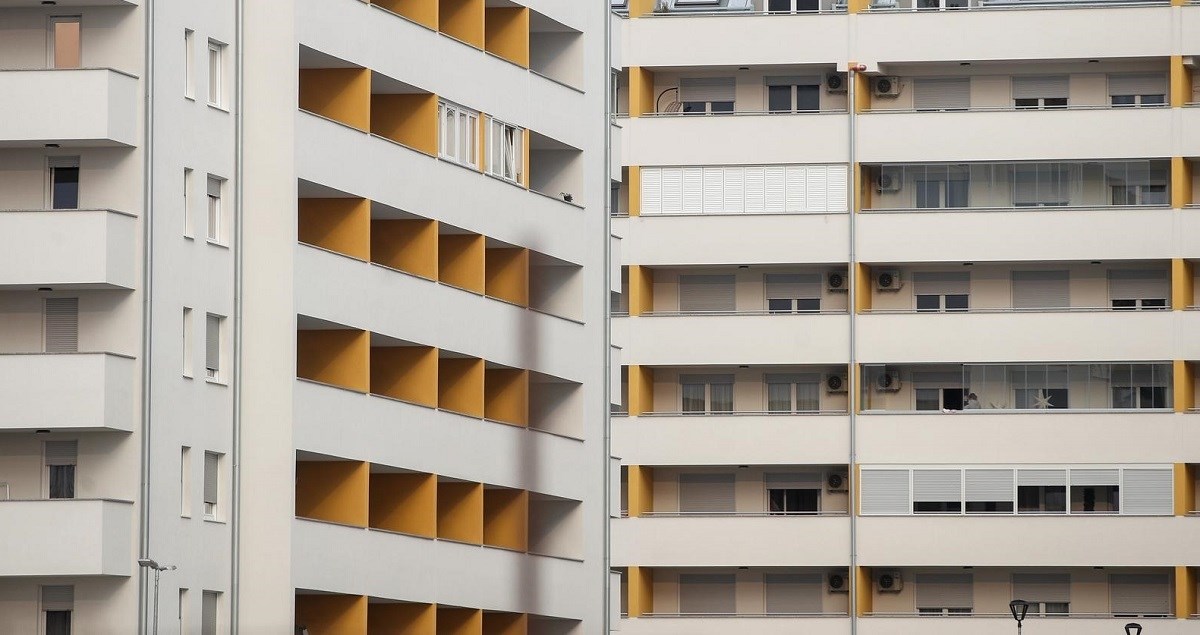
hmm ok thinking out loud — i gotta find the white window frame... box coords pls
[180,446,191,517]
[207,40,225,108]
[47,16,82,70]
[184,30,195,99]
[437,100,479,169]
[206,175,224,243]
[205,313,223,382]
[203,452,220,520]
[182,307,193,377]
[183,168,194,238]
[487,116,524,184]
[47,156,81,211]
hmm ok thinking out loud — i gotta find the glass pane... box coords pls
[1112,387,1135,408]
[49,465,75,499]
[1045,602,1069,615]
[1141,94,1165,106]
[767,298,793,314]
[915,295,940,312]
[915,388,940,411]
[681,384,705,413]
[795,298,821,313]
[767,0,792,10]
[915,181,941,208]
[710,101,734,113]
[946,180,969,207]
[942,388,964,411]
[1111,94,1137,107]
[767,383,792,412]
[46,611,71,635]
[945,294,969,312]
[710,383,734,412]
[1044,98,1068,109]
[795,382,819,411]
[768,489,787,513]
[681,101,705,114]
[1015,98,1038,109]
[51,167,79,210]
[768,85,792,112]
[443,108,456,157]
[1140,386,1167,409]
[1071,485,1119,513]
[795,85,820,111]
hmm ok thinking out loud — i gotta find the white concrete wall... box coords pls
[0,499,132,576]
[615,214,850,266]
[0,353,134,432]
[612,414,850,465]
[623,114,849,166]
[613,516,851,567]
[0,69,138,146]
[0,209,136,289]
[622,314,849,366]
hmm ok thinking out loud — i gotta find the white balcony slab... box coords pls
[613,414,850,465]
[1180,106,1200,156]
[622,114,848,167]
[1182,208,1200,259]
[0,210,136,289]
[615,213,850,266]
[0,499,133,576]
[858,616,1189,635]
[0,69,137,147]
[623,14,848,68]
[0,353,135,432]
[293,518,586,619]
[612,516,850,567]
[618,314,849,366]
[618,616,851,635]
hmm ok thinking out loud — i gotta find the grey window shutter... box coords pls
[911,371,964,386]
[765,273,821,300]
[44,298,79,353]
[201,591,218,635]
[1018,469,1066,487]
[206,176,222,198]
[679,77,735,103]
[765,373,821,385]
[1012,574,1070,604]
[682,167,703,212]
[47,156,80,169]
[680,373,734,386]
[44,441,78,466]
[764,573,823,614]
[722,167,745,213]
[915,573,973,609]
[641,167,662,214]
[1109,574,1170,616]
[1108,74,1166,96]
[679,574,736,614]
[702,167,724,214]
[1012,75,1069,99]
[913,272,969,296]
[660,167,684,215]
[205,315,221,372]
[861,469,910,515]
[912,469,962,503]
[678,473,735,513]
[765,472,822,489]
[1121,468,1173,515]
[1070,468,1119,487]
[765,76,820,88]
[40,585,74,611]
[964,469,1013,503]
[678,275,735,312]
[203,453,219,505]
[913,78,970,111]
[1109,270,1168,300]
[1012,271,1069,309]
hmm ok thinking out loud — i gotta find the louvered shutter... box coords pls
[1070,468,1119,487]
[679,77,735,103]
[826,165,848,212]
[913,469,962,504]
[764,166,786,213]
[1012,574,1070,604]
[784,165,807,212]
[915,574,973,609]
[722,167,745,213]
[1012,271,1069,309]
[679,574,736,614]
[202,591,218,635]
[806,166,828,212]
[206,315,221,373]
[203,452,219,505]
[702,167,724,213]
[47,156,80,169]
[41,585,74,611]
[744,166,766,214]
[965,469,1013,504]
[1109,270,1168,300]
[1109,574,1170,616]
[1121,468,1173,515]
[764,574,823,614]
[765,273,821,300]
[44,440,77,466]
[913,272,970,296]
[43,297,79,353]
[1108,74,1166,97]
[914,78,971,111]
[861,469,910,515]
[641,167,662,214]
[679,473,735,513]
[1018,469,1066,487]
[1012,76,1069,99]
[765,472,822,489]
[766,76,820,88]
[682,167,703,213]
[660,168,684,215]
[678,275,735,312]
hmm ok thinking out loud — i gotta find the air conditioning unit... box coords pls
[876,269,902,291]
[874,370,902,392]
[877,168,903,193]
[826,472,848,492]
[825,374,848,394]
[827,572,850,593]
[872,76,902,98]
[825,73,847,94]
[827,270,847,292]
[877,572,904,593]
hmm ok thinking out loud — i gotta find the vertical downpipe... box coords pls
[137,1,156,633]
[602,6,614,635]
[229,0,245,630]
[847,62,863,635]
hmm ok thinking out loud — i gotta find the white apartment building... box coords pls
[609,0,1200,633]
[0,0,611,633]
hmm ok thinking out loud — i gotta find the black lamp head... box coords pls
[1125,623,1142,635]
[1009,599,1030,622]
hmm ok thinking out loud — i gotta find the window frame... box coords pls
[207,40,226,109]
[680,376,735,414]
[48,156,81,210]
[487,116,524,184]
[47,15,82,70]
[438,100,480,169]
[184,29,195,99]
[205,175,224,244]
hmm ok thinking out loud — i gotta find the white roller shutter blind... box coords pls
[826,165,848,212]
[914,78,971,111]
[913,272,970,296]
[766,75,820,88]
[764,166,786,213]
[660,168,684,215]
[1018,469,1066,487]
[206,315,221,374]
[1070,468,1119,486]
[722,167,744,213]
[915,574,973,609]
[1121,468,1173,515]
[861,469,910,515]
[679,77,735,103]
[913,469,962,503]
[1109,574,1170,616]
[44,440,77,466]
[1012,574,1070,603]
[1012,76,1069,99]
[703,167,724,213]
[201,591,218,635]
[765,472,822,489]
[805,166,828,211]
[679,574,736,614]
[765,273,821,300]
[764,574,823,614]
[47,156,80,169]
[679,473,735,513]
[203,452,219,505]
[206,176,222,198]
[785,166,807,212]
[43,297,79,353]
[1109,270,1168,300]
[1012,271,1069,309]
[679,275,735,312]
[40,585,74,611]
[744,166,766,214]
[642,167,662,214]
[965,469,1014,503]
[1108,73,1167,96]
[682,167,703,212]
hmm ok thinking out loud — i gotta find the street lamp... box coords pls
[1125,623,1142,635]
[1009,599,1030,634]
[138,558,176,635]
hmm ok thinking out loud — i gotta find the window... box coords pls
[912,469,962,514]
[487,117,524,183]
[915,387,965,411]
[184,30,195,99]
[205,314,222,381]
[203,452,220,519]
[178,589,188,631]
[205,176,223,242]
[765,273,821,313]
[679,77,735,114]
[766,374,820,413]
[201,590,220,635]
[41,585,73,635]
[766,77,820,113]
[43,297,79,353]
[679,473,735,514]
[640,164,849,215]
[964,469,1014,513]
[207,41,225,107]
[180,446,191,517]
[1013,574,1070,617]
[183,168,194,237]
[1014,388,1068,409]
[182,307,193,377]
[915,574,973,615]
[913,78,970,112]
[1112,385,1168,409]
[915,178,968,208]
[767,0,820,12]
[913,272,969,313]
[1109,574,1170,617]
[1070,469,1119,513]
[1109,74,1166,108]
[679,275,735,313]
[49,16,81,69]
[764,574,822,615]
[1017,469,1067,514]
[766,473,821,515]
[49,156,80,210]
[1111,184,1167,206]
[1012,76,1068,109]
[44,441,77,500]
[680,374,734,413]
[678,574,735,614]
[438,101,479,168]
[1011,270,1069,309]
[1109,270,1168,310]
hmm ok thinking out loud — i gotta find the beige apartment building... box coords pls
[609,0,1200,633]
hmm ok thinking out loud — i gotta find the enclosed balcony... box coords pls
[0,69,138,147]
[0,499,133,577]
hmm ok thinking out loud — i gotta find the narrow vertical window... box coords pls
[178,588,188,631]
[49,17,81,69]
[205,314,222,381]
[44,440,77,500]
[41,585,74,635]
[43,297,79,353]
[183,168,194,237]
[180,446,191,516]
[49,156,80,210]
[207,41,224,107]
[487,117,524,184]
[201,590,219,635]
[184,30,195,99]
[182,307,193,377]
[203,452,219,520]
[206,176,223,242]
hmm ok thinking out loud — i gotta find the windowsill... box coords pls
[207,103,230,114]
[206,239,230,250]
[203,517,226,525]
[184,234,194,241]
[205,378,228,387]
[183,373,193,380]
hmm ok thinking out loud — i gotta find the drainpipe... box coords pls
[137,1,156,633]
[229,0,245,630]
[603,7,615,635]
[847,61,867,635]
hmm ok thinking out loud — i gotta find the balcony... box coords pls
[622,12,848,68]
[617,313,848,366]
[0,499,133,576]
[614,214,849,265]
[858,616,1189,635]
[0,353,135,432]
[0,69,138,147]
[1184,106,1200,158]
[622,113,848,166]
[613,413,850,465]
[613,515,850,567]
[619,616,850,635]
[0,209,136,290]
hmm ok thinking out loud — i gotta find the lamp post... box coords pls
[1125,623,1142,635]
[1009,599,1030,635]
[138,558,176,635]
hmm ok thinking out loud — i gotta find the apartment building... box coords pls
[0,0,609,633]
[610,0,1200,634]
